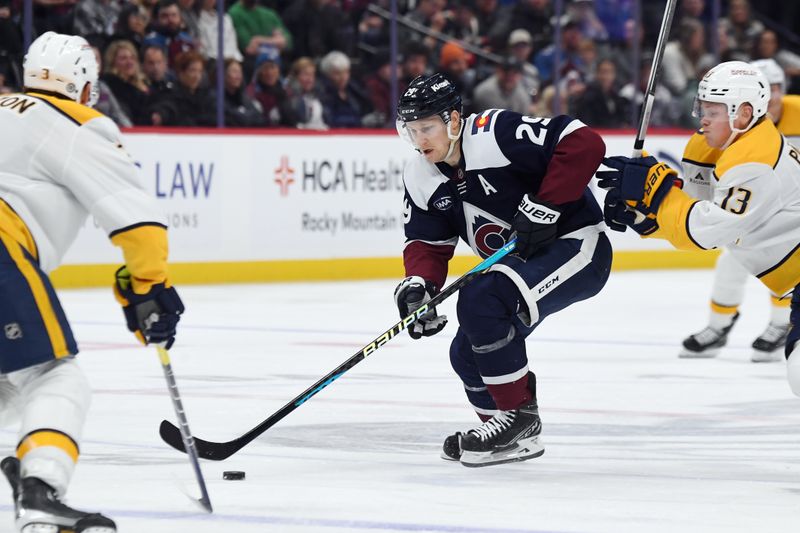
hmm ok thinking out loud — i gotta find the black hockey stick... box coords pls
[632,0,678,156]
[159,239,517,461]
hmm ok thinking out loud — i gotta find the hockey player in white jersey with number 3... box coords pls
[600,61,800,396]
[0,33,185,532]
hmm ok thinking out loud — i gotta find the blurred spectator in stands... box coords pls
[113,5,148,51]
[358,7,388,50]
[73,0,125,47]
[217,58,264,127]
[568,0,609,43]
[403,0,451,52]
[143,0,197,68]
[0,1,23,92]
[286,56,328,130]
[716,24,749,63]
[488,0,552,57]
[619,57,675,127]
[534,15,584,86]
[399,40,430,94]
[102,40,151,125]
[177,0,199,39]
[197,0,242,62]
[32,0,76,35]
[447,1,481,48]
[577,38,599,82]
[229,0,292,70]
[283,0,354,61]
[134,0,157,27]
[472,0,503,52]
[142,44,175,95]
[319,50,374,128]
[507,29,540,101]
[661,19,713,97]
[719,0,764,59]
[674,0,709,27]
[534,71,585,118]
[439,41,476,113]
[150,50,215,126]
[473,58,532,115]
[246,44,297,127]
[574,57,626,128]
[593,0,634,46]
[90,45,133,127]
[363,49,393,128]
[752,29,800,81]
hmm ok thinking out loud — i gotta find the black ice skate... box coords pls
[751,323,791,362]
[440,432,463,461]
[458,400,544,467]
[679,312,739,358]
[1,457,116,533]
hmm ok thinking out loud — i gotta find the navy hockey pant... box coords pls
[786,284,800,359]
[450,226,612,414]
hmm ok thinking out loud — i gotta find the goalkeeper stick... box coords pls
[156,345,213,512]
[632,0,678,157]
[159,239,517,461]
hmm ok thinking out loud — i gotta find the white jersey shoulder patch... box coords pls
[403,155,448,211]
[462,110,510,171]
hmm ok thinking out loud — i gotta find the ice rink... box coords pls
[1,269,798,533]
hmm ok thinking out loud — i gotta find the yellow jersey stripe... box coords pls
[770,294,792,307]
[710,301,739,314]
[0,233,69,357]
[110,223,169,293]
[0,199,38,261]
[17,430,79,463]
[757,241,800,296]
[715,120,782,178]
[651,188,706,251]
[25,91,103,125]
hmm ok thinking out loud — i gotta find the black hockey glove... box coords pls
[511,195,561,259]
[602,187,658,236]
[394,276,448,339]
[113,266,185,349]
[597,155,678,216]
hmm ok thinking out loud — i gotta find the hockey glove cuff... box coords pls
[598,156,677,215]
[512,195,561,259]
[394,276,448,339]
[114,266,185,349]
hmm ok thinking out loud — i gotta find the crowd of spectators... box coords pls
[0,0,798,130]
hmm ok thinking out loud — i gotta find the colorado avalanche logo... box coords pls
[463,202,513,258]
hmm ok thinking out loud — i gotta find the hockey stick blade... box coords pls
[159,239,517,461]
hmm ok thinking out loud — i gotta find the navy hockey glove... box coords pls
[394,276,448,339]
[597,155,677,216]
[512,195,561,259]
[114,266,184,349]
[603,187,658,236]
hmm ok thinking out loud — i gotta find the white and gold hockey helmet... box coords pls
[694,60,770,134]
[23,32,99,107]
[750,58,787,93]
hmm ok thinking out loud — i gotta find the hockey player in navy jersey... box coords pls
[393,73,612,467]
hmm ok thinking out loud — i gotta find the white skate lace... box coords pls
[757,324,790,343]
[469,411,516,442]
[693,326,723,345]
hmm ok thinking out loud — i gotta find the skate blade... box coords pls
[751,349,783,363]
[679,348,721,359]
[460,437,545,468]
[20,523,73,533]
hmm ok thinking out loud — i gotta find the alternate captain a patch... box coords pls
[471,109,499,135]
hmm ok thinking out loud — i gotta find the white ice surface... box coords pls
[1,270,798,533]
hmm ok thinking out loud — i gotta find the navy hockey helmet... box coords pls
[396,73,462,123]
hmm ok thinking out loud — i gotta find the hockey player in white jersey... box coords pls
[679,59,800,362]
[0,33,185,532]
[600,61,800,396]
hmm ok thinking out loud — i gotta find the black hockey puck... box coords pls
[223,471,245,480]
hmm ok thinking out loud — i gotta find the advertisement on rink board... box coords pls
[60,129,694,267]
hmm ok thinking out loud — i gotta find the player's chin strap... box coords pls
[444,118,465,162]
[721,113,759,151]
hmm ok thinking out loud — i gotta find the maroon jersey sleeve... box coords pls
[536,126,606,205]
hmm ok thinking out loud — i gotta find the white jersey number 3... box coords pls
[516,116,550,146]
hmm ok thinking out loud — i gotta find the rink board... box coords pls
[53,128,717,287]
